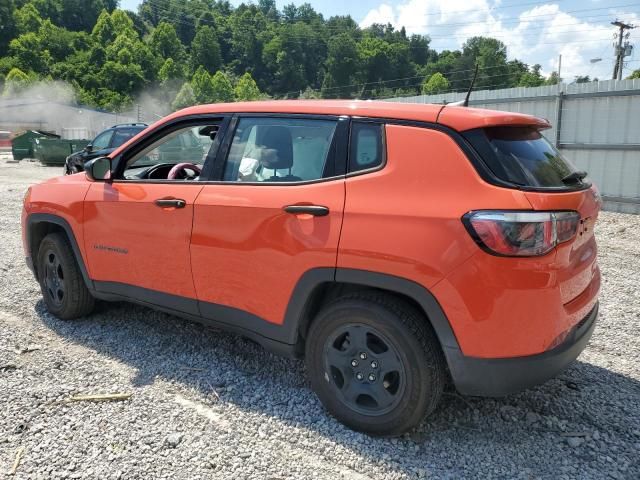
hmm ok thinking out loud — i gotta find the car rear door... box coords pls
[190,115,348,334]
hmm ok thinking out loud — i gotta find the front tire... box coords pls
[37,233,94,319]
[305,293,445,436]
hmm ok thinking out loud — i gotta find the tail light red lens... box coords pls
[463,211,580,257]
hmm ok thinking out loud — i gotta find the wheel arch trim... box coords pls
[330,268,460,350]
[292,268,466,382]
[25,213,94,290]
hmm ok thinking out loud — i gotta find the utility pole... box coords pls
[557,54,562,83]
[612,20,636,80]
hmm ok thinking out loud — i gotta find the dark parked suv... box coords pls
[64,123,148,174]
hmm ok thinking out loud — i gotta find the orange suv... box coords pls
[21,101,601,435]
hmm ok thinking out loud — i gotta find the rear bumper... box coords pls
[448,302,598,396]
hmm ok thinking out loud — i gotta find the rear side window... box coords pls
[465,126,582,188]
[349,122,384,173]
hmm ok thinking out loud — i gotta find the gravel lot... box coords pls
[1,160,639,480]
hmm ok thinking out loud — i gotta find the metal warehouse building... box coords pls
[0,98,135,140]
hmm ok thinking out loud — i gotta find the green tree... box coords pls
[99,60,145,93]
[191,25,221,73]
[110,9,137,37]
[507,59,529,86]
[300,86,320,99]
[2,67,31,96]
[57,0,113,32]
[422,72,450,95]
[228,8,267,78]
[628,69,640,79]
[10,32,51,73]
[518,64,545,87]
[158,57,184,84]
[408,34,433,66]
[459,37,510,90]
[323,33,359,98]
[545,71,560,85]
[234,72,261,101]
[263,22,323,94]
[211,70,234,102]
[92,9,116,44]
[14,3,43,34]
[191,65,214,103]
[358,36,392,85]
[172,81,195,110]
[0,0,17,55]
[150,21,185,61]
[573,75,591,84]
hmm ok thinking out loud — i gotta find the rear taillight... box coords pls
[463,211,580,257]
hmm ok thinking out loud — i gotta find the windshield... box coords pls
[465,126,586,188]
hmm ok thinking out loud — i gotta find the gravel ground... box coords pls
[1,160,639,480]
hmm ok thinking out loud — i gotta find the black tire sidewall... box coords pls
[306,299,440,436]
[36,233,91,319]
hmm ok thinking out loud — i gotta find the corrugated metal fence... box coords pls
[387,79,640,214]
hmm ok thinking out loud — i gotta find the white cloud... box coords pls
[359,1,640,81]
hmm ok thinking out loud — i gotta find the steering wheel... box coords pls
[168,163,202,180]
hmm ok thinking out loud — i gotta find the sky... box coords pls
[119,0,640,81]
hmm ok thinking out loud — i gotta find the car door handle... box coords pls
[283,205,330,216]
[155,198,186,209]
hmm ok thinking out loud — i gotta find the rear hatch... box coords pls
[464,125,601,307]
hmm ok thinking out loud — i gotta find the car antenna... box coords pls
[448,63,479,107]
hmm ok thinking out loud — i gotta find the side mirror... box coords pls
[85,156,112,182]
[84,144,93,153]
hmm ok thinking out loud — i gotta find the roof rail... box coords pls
[110,122,148,128]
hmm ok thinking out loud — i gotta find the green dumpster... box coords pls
[11,130,59,160]
[33,138,90,165]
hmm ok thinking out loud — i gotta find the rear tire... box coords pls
[305,293,445,436]
[37,233,94,319]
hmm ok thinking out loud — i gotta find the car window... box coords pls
[111,128,144,148]
[465,126,583,188]
[223,117,337,183]
[92,130,113,150]
[349,123,384,173]
[123,124,219,180]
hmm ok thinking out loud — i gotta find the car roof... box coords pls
[110,100,550,158]
[167,100,550,131]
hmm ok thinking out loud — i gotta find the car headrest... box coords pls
[256,126,293,170]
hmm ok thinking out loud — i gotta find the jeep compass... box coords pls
[22,100,600,436]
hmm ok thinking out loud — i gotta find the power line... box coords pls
[283,67,546,98]
[142,1,640,38]
[285,63,527,96]
[143,3,625,46]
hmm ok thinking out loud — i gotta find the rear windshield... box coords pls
[112,127,145,148]
[465,126,584,188]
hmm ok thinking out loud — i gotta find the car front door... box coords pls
[83,118,226,314]
[190,115,348,340]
